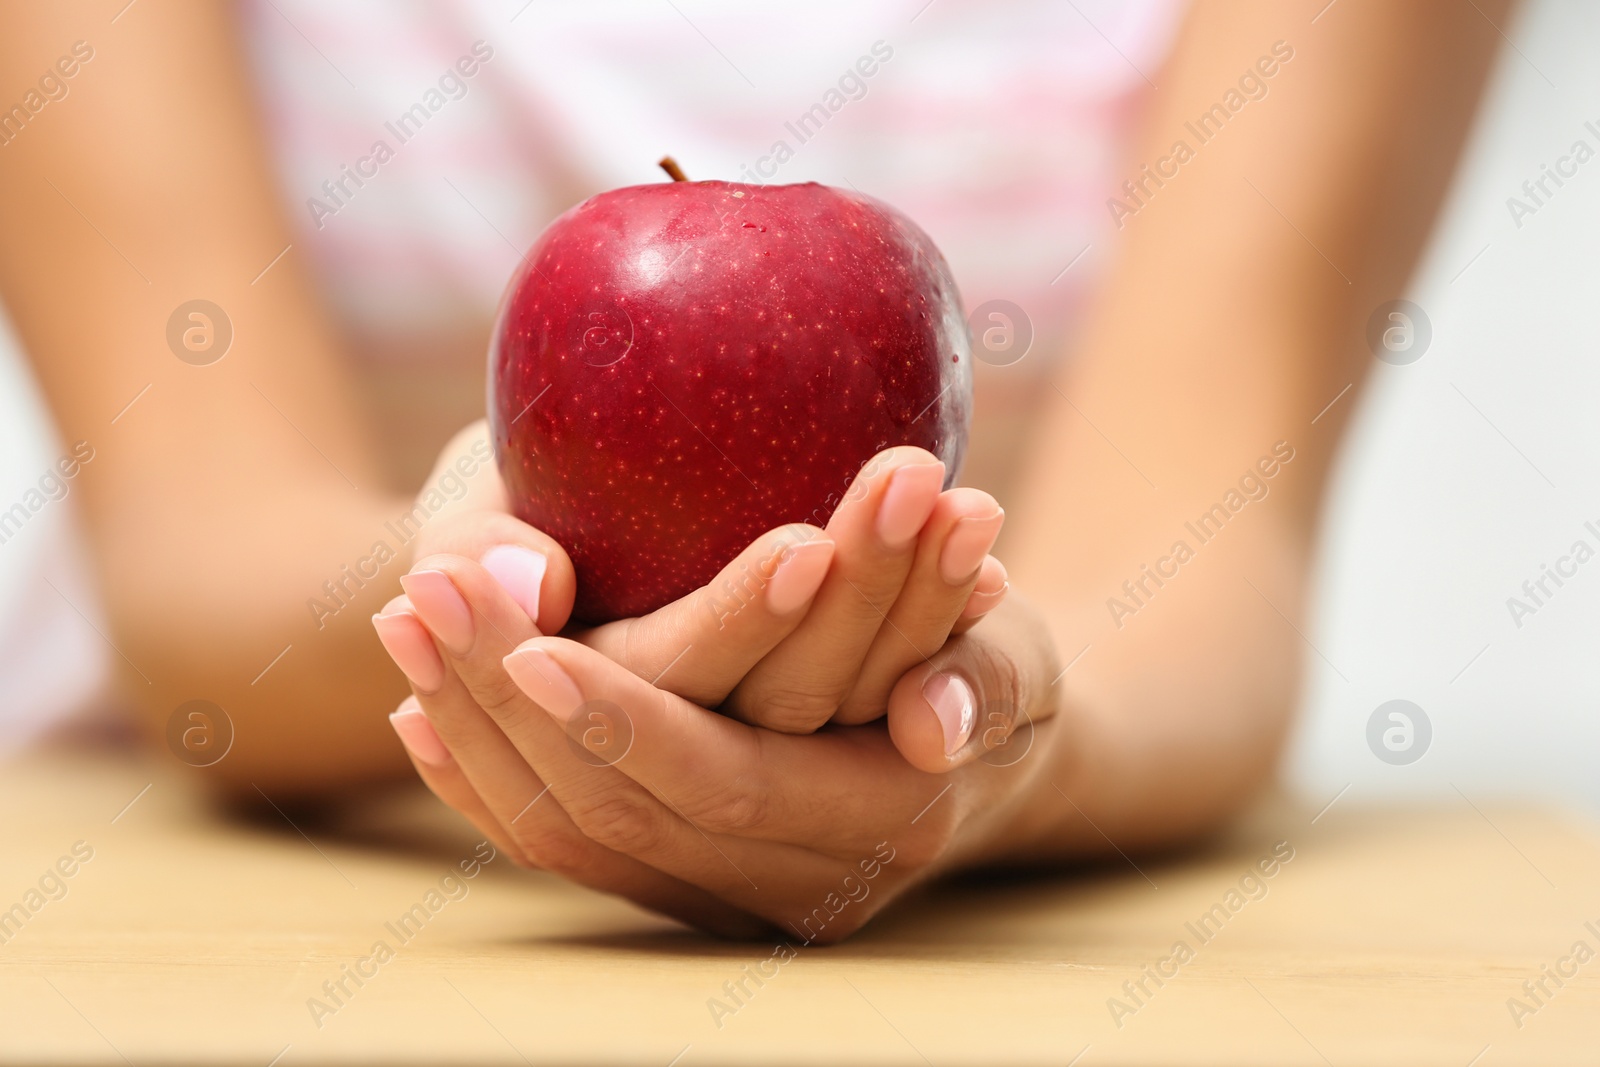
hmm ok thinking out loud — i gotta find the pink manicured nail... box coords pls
[502,645,585,723]
[766,539,835,614]
[389,700,453,767]
[923,671,975,756]
[940,510,1005,584]
[876,462,945,547]
[961,556,1010,618]
[399,570,474,654]
[372,611,446,693]
[482,545,547,622]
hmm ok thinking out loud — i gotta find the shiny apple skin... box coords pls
[489,180,971,624]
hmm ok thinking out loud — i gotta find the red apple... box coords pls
[489,174,971,623]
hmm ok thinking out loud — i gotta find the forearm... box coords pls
[102,487,420,794]
[0,2,415,794]
[993,0,1508,856]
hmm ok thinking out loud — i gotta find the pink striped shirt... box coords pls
[241,0,1182,361]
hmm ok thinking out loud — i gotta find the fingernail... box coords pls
[372,611,446,694]
[502,645,584,723]
[961,564,1010,618]
[961,584,1009,619]
[923,671,975,756]
[876,462,945,547]
[389,700,453,767]
[766,539,835,615]
[399,570,474,654]
[940,510,1005,584]
[481,545,547,622]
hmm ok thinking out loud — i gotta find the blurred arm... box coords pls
[0,1,413,795]
[1002,0,1509,850]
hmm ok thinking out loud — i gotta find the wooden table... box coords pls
[2,745,1597,1065]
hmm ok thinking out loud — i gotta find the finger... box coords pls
[419,679,758,935]
[388,695,529,866]
[575,524,835,707]
[375,591,571,865]
[373,594,448,695]
[392,560,578,860]
[886,599,1062,773]
[496,640,840,907]
[951,555,1009,635]
[725,447,946,733]
[407,507,578,639]
[504,636,946,856]
[835,489,1004,724]
[380,590,758,934]
[399,556,795,904]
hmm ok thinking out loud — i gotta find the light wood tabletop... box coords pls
[1,744,1597,1065]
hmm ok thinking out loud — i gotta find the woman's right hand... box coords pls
[380,420,1010,734]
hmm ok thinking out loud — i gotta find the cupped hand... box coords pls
[576,443,1010,732]
[382,546,1064,939]
[391,421,1011,733]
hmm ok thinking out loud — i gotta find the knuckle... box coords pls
[566,790,665,856]
[738,686,839,734]
[680,778,767,835]
[614,615,645,677]
[511,825,594,878]
[963,639,1028,741]
[984,644,1027,710]
[466,671,537,727]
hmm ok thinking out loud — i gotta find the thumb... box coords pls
[411,509,579,639]
[885,600,1059,773]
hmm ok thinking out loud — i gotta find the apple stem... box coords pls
[658,156,689,182]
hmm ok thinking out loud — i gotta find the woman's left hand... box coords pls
[387,550,1064,939]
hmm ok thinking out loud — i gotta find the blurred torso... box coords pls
[242,0,1180,496]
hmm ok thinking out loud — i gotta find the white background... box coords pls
[1284,0,1600,813]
